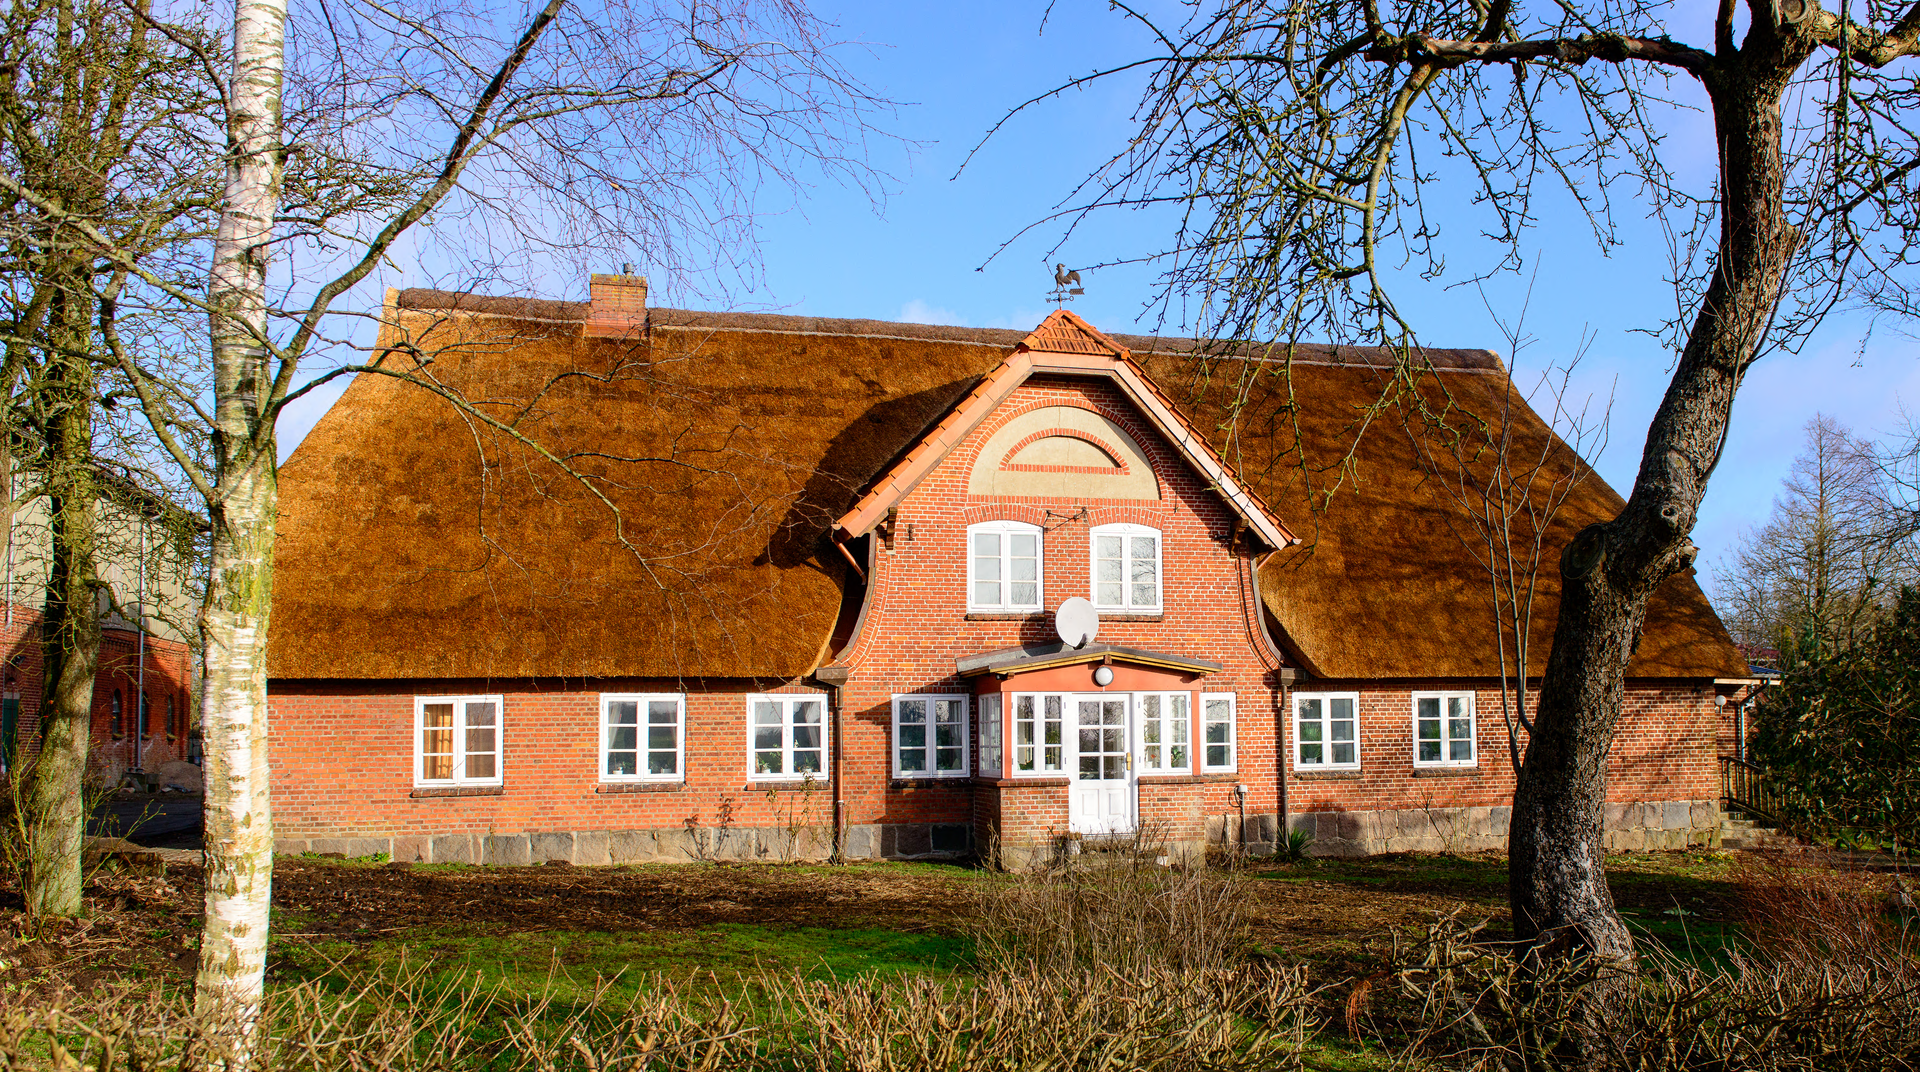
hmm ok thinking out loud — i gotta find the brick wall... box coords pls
[267,374,1733,862]
[0,600,196,784]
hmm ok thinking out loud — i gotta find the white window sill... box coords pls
[1413,763,1480,773]
[1292,765,1361,775]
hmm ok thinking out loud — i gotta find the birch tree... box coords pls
[66,0,887,1045]
[1000,0,1920,992]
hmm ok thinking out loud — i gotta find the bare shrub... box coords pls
[772,962,1314,1071]
[970,828,1249,976]
[1732,849,1911,962]
[1353,911,1920,1071]
[0,952,1317,1071]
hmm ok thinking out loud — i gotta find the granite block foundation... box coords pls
[279,800,1720,865]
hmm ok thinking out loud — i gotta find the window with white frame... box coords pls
[1414,692,1477,767]
[1294,692,1359,770]
[1012,693,1064,773]
[749,694,827,779]
[1201,693,1237,771]
[894,694,969,778]
[601,694,684,781]
[978,694,1003,777]
[1090,523,1162,612]
[415,695,504,787]
[1136,691,1190,773]
[969,520,1043,612]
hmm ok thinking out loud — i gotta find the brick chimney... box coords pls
[584,271,648,339]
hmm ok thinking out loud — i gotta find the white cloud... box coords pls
[897,298,967,326]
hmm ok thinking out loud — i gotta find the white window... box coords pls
[1414,692,1477,767]
[893,694,969,778]
[600,694,684,782]
[1011,693,1065,774]
[969,520,1043,611]
[749,694,827,779]
[1090,523,1162,612]
[1295,692,1359,770]
[978,694,1003,777]
[1201,693,1237,772]
[415,695,504,787]
[1136,691,1190,773]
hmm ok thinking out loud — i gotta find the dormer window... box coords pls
[969,520,1042,612]
[1090,523,1161,613]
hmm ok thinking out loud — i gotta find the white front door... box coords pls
[1068,695,1134,836]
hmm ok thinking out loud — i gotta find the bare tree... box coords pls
[0,0,218,917]
[1715,414,1919,660]
[1409,289,1610,774]
[0,0,891,1048]
[993,0,1920,990]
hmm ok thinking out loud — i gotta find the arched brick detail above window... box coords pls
[967,404,1160,500]
[999,428,1130,474]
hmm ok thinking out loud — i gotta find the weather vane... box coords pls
[1048,263,1085,304]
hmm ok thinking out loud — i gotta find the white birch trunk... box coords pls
[195,0,288,1048]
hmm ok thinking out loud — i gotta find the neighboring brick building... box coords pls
[265,282,1751,864]
[0,490,200,787]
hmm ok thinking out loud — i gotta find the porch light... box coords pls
[1092,666,1115,687]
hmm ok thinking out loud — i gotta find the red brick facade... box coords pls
[0,602,196,785]
[267,371,1733,863]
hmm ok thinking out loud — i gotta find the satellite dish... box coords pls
[1055,597,1100,649]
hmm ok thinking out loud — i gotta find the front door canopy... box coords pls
[956,640,1223,679]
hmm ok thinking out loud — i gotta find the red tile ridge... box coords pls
[1015,309,1132,360]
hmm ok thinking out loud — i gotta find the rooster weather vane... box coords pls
[1049,263,1085,304]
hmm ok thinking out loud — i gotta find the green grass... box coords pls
[272,922,973,1005]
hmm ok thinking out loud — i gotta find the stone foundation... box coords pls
[279,801,1718,866]
[276,821,972,865]
[1289,799,1722,856]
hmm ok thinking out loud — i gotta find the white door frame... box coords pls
[1067,692,1135,836]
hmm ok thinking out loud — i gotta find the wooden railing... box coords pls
[1719,755,1785,825]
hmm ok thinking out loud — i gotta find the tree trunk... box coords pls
[1510,57,1802,965]
[193,459,276,1045]
[194,0,287,1045]
[22,285,102,920]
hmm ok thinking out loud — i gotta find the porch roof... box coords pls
[955,641,1224,679]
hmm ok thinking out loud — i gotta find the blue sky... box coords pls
[279,0,1920,598]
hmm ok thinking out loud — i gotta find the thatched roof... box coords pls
[266,289,1745,682]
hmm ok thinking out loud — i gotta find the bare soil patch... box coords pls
[0,849,1830,1000]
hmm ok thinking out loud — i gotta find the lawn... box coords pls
[6,848,1913,1072]
[1,847,1764,1003]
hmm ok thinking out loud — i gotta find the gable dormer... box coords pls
[835,310,1296,550]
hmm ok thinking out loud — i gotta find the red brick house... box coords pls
[0,488,199,788]
[264,280,1749,864]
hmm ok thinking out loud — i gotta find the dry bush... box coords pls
[0,951,1317,1071]
[1732,849,1911,961]
[1351,910,1920,1071]
[970,829,1249,977]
